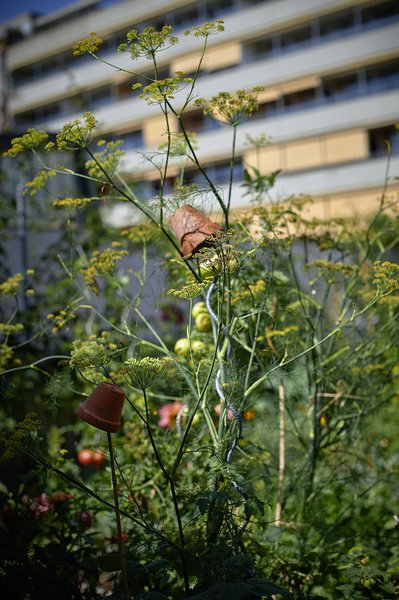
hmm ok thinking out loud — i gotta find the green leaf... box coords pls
[96,553,121,572]
[198,495,209,515]
[183,582,251,600]
[135,593,169,600]
[247,578,293,596]
[183,579,292,599]
[144,558,170,571]
[243,168,252,183]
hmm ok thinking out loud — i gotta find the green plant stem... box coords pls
[78,304,139,337]
[23,449,176,547]
[171,337,220,478]
[244,293,383,399]
[172,109,228,222]
[84,146,200,281]
[244,309,262,392]
[180,35,209,112]
[226,124,238,225]
[142,388,190,595]
[158,101,171,227]
[134,306,197,396]
[1,355,71,376]
[305,345,320,507]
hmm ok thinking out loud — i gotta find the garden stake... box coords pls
[76,382,130,598]
[107,430,130,600]
[205,277,242,465]
[275,382,285,526]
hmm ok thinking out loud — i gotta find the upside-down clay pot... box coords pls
[76,382,125,433]
[168,205,223,256]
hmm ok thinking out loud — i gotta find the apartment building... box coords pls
[1,0,399,219]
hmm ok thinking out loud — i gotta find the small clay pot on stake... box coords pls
[76,382,130,599]
[76,381,125,433]
[168,205,222,257]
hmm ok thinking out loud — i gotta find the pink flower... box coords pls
[161,304,184,323]
[72,510,92,529]
[30,493,53,519]
[158,402,186,429]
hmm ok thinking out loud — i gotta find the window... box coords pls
[283,88,316,109]
[369,125,399,157]
[64,95,85,113]
[253,100,278,119]
[115,79,135,99]
[185,159,243,186]
[87,85,113,108]
[244,37,273,60]
[40,55,61,76]
[323,73,358,100]
[180,110,206,133]
[180,110,220,133]
[115,28,132,46]
[12,64,35,86]
[131,179,170,200]
[205,0,233,18]
[173,5,199,28]
[14,101,61,127]
[362,0,399,25]
[118,130,144,151]
[319,9,354,38]
[14,109,36,128]
[366,60,399,92]
[41,102,60,120]
[280,25,312,49]
[212,159,243,184]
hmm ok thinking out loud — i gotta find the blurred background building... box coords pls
[1,0,399,220]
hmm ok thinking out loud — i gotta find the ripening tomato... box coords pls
[191,301,207,319]
[77,449,94,466]
[174,338,190,355]
[77,448,105,467]
[191,340,206,353]
[195,312,212,332]
[91,448,106,466]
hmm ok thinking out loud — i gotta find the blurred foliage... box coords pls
[0,19,398,600]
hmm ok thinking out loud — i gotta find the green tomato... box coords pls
[192,301,207,319]
[174,338,190,355]
[195,312,212,332]
[191,340,206,353]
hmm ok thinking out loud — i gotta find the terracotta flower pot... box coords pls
[76,382,125,433]
[168,205,222,256]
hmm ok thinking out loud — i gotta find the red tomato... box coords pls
[77,449,94,466]
[91,448,106,466]
[77,448,106,467]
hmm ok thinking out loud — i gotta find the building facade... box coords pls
[1,0,399,218]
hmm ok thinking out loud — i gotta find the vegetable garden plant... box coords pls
[1,21,398,600]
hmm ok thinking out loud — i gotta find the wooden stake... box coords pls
[107,432,130,599]
[275,382,285,526]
